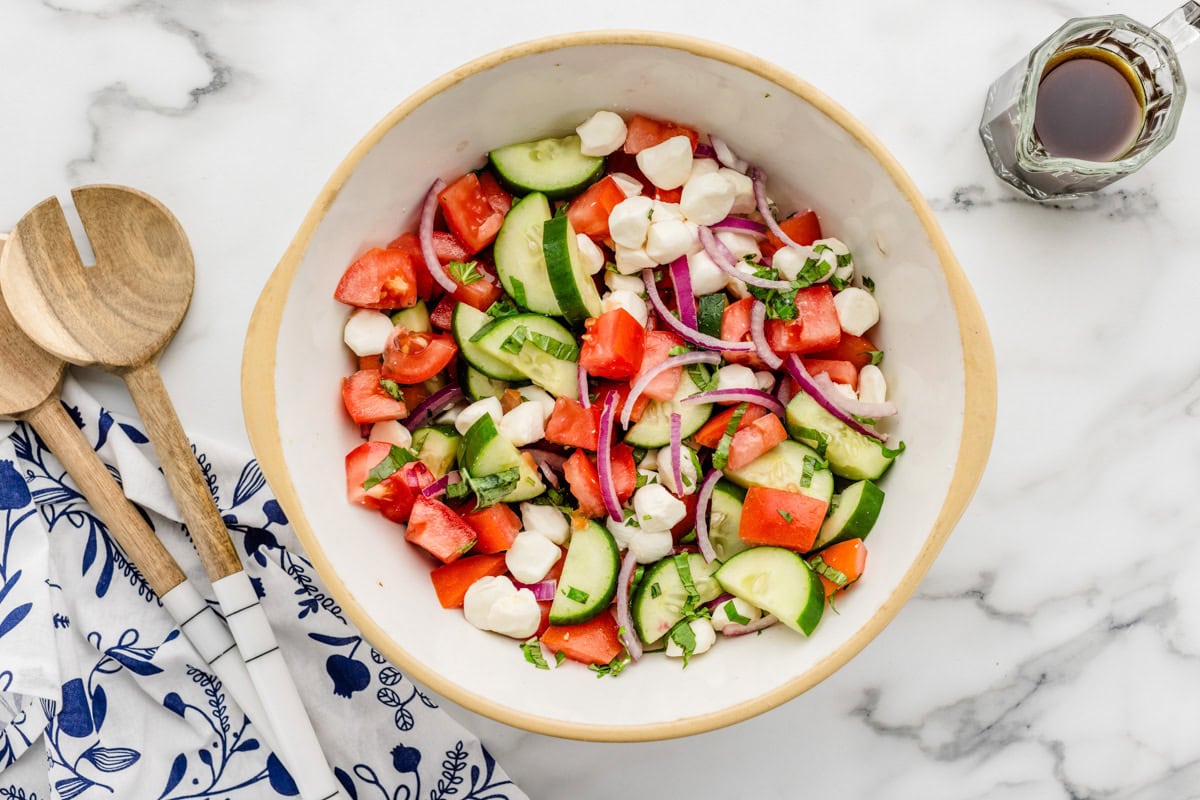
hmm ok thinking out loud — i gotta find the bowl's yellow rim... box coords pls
[242,30,997,743]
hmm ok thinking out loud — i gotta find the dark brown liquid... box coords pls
[1033,47,1145,162]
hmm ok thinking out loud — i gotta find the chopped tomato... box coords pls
[387,231,470,302]
[545,397,599,450]
[603,151,650,193]
[463,503,523,554]
[398,381,431,412]
[725,413,788,472]
[623,114,700,154]
[536,601,553,636]
[333,247,418,310]
[762,211,823,256]
[693,404,767,449]
[437,173,507,254]
[563,449,605,518]
[738,486,828,553]
[541,611,623,665]
[720,297,768,369]
[634,331,684,401]
[476,171,513,216]
[593,382,649,423]
[342,369,408,424]
[345,441,394,508]
[449,262,503,312]
[371,461,435,524]
[381,329,457,384]
[809,332,878,370]
[809,539,868,598]
[611,443,637,505]
[765,285,842,354]
[671,492,700,540]
[357,354,381,371]
[653,186,682,204]
[567,176,626,239]
[430,553,508,608]
[580,309,645,380]
[803,358,858,390]
[405,497,477,564]
[429,295,456,330]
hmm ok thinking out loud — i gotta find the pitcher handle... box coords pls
[1156,1,1200,54]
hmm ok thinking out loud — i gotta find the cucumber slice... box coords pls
[410,425,459,478]
[708,480,749,562]
[472,313,579,399]
[489,135,605,200]
[814,480,884,550]
[451,303,525,381]
[458,414,545,502]
[624,372,713,448]
[630,553,722,645]
[542,215,602,324]
[715,546,825,636]
[390,301,430,333]
[785,391,895,480]
[492,193,559,315]
[723,440,834,505]
[463,364,509,402]
[548,521,619,625]
[696,294,727,339]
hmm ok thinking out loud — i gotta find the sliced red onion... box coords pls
[749,166,811,257]
[750,301,783,369]
[407,384,464,429]
[421,470,461,498]
[668,413,684,495]
[811,373,898,419]
[596,391,623,520]
[693,142,717,160]
[710,134,749,173]
[694,469,723,563]
[359,424,372,440]
[722,613,779,637]
[710,215,767,238]
[616,550,643,661]
[642,270,754,354]
[785,355,885,442]
[776,375,795,406]
[538,461,560,489]
[699,227,792,290]
[419,179,458,293]
[669,256,697,329]
[513,579,557,603]
[578,362,590,409]
[704,592,735,611]
[620,348,722,428]
[682,388,784,416]
[523,448,568,470]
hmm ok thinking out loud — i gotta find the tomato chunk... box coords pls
[370,461,435,524]
[449,262,503,312]
[541,611,623,665]
[438,173,507,254]
[610,443,637,505]
[765,285,842,355]
[725,413,788,472]
[563,449,605,518]
[720,297,768,369]
[763,211,823,255]
[476,171,513,216]
[333,247,418,310]
[463,503,522,554]
[545,397,599,451]
[692,404,767,450]
[429,295,457,330]
[430,553,508,608]
[567,176,626,239]
[809,332,879,370]
[809,539,868,598]
[580,308,645,381]
[738,487,829,553]
[342,369,408,424]
[406,497,477,564]
[593,382,649,423]
[345,441,395,508]
[381,329,458,384]
[653,186,682,204]
[623,114,700,154]
[803,358,858,390]
[387,231,471,302]
[634,331,685,402]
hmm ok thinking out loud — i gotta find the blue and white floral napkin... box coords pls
[0,377,528,800]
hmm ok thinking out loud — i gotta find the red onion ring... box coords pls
[785,355,885,441]
[596,391,623,521]
[419,179,459,294]
[512,579,557,603]
[522,448,568,470]
[421,469,461,498]
[710,215,767,238]
[621,349,722,428]
[642,270,754,354]
[682,388,784,416]
[669,255,697,329]
[616,550,643,660]
[699,227,792,290]
[709,134,749,173]
[406,384,464,429]
[693,142,717,160]
[750,301,783,369]
[577,362,590,409]
[694,469,723,563]
[668,412,684,495]
[538,461,559,489]
[810,373,897,419]
[722,613,779,637]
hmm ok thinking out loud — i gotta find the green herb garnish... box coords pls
[448,260,483,285]
[589,655,631,678]
[723,600,751,626]
[527,331,579,361]
[668,619,697,668]
[509,276,528,307]
[521,638,549,670]
[778,510,794,523]
[867,350,884,366]
[712,403,748,470]
[362,446,418,490]
[486,297,520,319]
[862,276,876,293]
[794,426,829,458]
[554,651,566,666]
[650,582,662,599]
[565,586,590,604]
[881,440,906,459]
[809,556,849,587]
[379,379,404,401]
[800,454,827,489]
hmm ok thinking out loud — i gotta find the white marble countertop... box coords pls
[5,0,1200,797]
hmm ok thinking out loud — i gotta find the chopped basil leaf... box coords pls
[862,276,876,293]
[635,472,649,489]
[565,586,590,604]
[379,378,404,401]
[829,274,849,292]
[668,618,697,668]
[867,350,884,366]
[500,325,528,355]
[723,600,751,626]
[795,426,829,458]
[836,252,853,268]
[448,260,483,285]
[809,556,849,587]
[800,454,827,488]
[650,582,662,599]
[881,440,906,459]
[851,414,877,426]
[527,486,567,507]
[632,565,644,592]
[667,345,690,357]
[468,466,521,508]
[445,477,471,500]
[589,655,631,678]
[778,509,794,523]
[527,331,579,361]
[687,362,718,392]
[510,276,528,307]
[486,297,520,319]
[712,403,748,470]
[673,552,700,614]
[631,447,647,464]
[362,445,418,490]
[554,650,566,666]
[521,638,549,670]
[678,530,697,544]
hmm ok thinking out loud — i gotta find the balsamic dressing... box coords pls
[1033,47,1146,162]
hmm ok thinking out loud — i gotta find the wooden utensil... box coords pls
[0,234,277,744]
[0,190,341,800]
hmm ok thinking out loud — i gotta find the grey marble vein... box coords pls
[928,182,1161,219]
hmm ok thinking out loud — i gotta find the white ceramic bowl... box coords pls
[243,32,996,741]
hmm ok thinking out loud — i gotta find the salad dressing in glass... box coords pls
[1033,47,1146,162]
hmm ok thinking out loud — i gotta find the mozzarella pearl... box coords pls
[680,171,736,226]
[609,195,655,249]
[576,233,606,275]
[505,532,562,584]
[454,397,503,435]
[665,617,717,657]
[857,364,888,405]
[645,219,695,265]
[832,287,880,336]
[343,309,395,356]
[687,249,729,295]
[636,136,694,190]
[519,502,570,546]
[576,110,627,156]
[499,401,546,448]
[602,290,649,328]
[368,420,412,449]
[632,484,687,532]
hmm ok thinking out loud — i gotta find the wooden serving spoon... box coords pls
[0,234,276,744]
[0,189,341,800]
